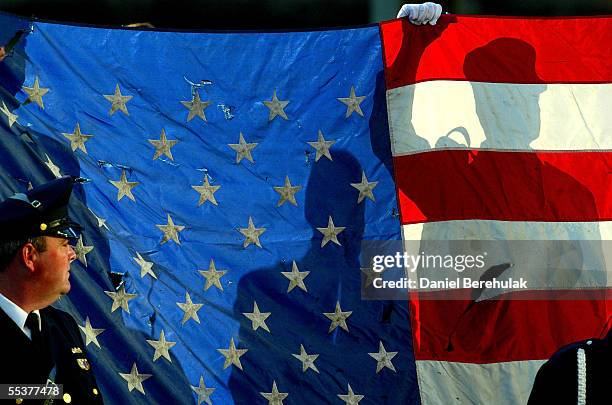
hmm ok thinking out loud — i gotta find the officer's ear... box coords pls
[20,242,41,274]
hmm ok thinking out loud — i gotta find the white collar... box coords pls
[0,292,41,336]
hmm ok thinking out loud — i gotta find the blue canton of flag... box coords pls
[0,11,417,404]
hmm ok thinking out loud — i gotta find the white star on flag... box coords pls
[242,301,271,332]
[78,316,105,348]
[263,90,289,121]
[176,292,204,325]
[323,301,352,333]
[181,91,211,122]
[118,363,152,395]
[62,123,93,154]
[43,154,62,178]
[217,337,248,370]
[260,380,288,405]
[103,84,132,116]
[228,132,258,164]
[0,100,18,127]
[156,213,185,245]
[23,76,50,109]
[307,130,335,162]
[109,170,139,202]
[292,344,319,373]
[337,86,366,118]
[104,284,138,314]
[198,258,228,291]
[191,376,215,405]
[238,216,266,248]
[338,383,364,405]
[73,234,94,267]
[281,260,310,293]
[146,330,177,362]
[316,216,345,247]
[368,341,398,373]
[350,171,378,203]
[133,252,157,279]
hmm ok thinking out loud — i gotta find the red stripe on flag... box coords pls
[394,150,611,224]
[380,15,612,88]
[410,291,612,363]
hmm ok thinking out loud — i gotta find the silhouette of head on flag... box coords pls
[463,38,547,148]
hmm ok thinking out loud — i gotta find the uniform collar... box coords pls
[0,291,41,336]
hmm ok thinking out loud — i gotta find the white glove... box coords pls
[397,3,443,25]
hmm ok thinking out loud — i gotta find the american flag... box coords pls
[0,12,414,404]
[1,10,610,405]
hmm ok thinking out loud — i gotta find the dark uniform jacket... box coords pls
[528,328,610,405]
[0,306,103,404]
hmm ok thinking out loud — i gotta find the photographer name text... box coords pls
[372,277,528,290]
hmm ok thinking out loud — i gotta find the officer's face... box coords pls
[36,236,77,298]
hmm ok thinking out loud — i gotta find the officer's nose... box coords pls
[68,245,77,263]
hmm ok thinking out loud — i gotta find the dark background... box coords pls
[0,0,610,30]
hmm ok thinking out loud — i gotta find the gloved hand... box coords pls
[397,3,443,25]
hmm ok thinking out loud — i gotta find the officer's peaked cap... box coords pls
[0,176,81,242]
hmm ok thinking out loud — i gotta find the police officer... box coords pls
[528,327,610,405]
[0,176,103,404]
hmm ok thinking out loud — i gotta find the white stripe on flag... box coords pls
[402,220,612,240]
[387,82,612,155]
[402,220,612,292]
[416,359,546,405]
